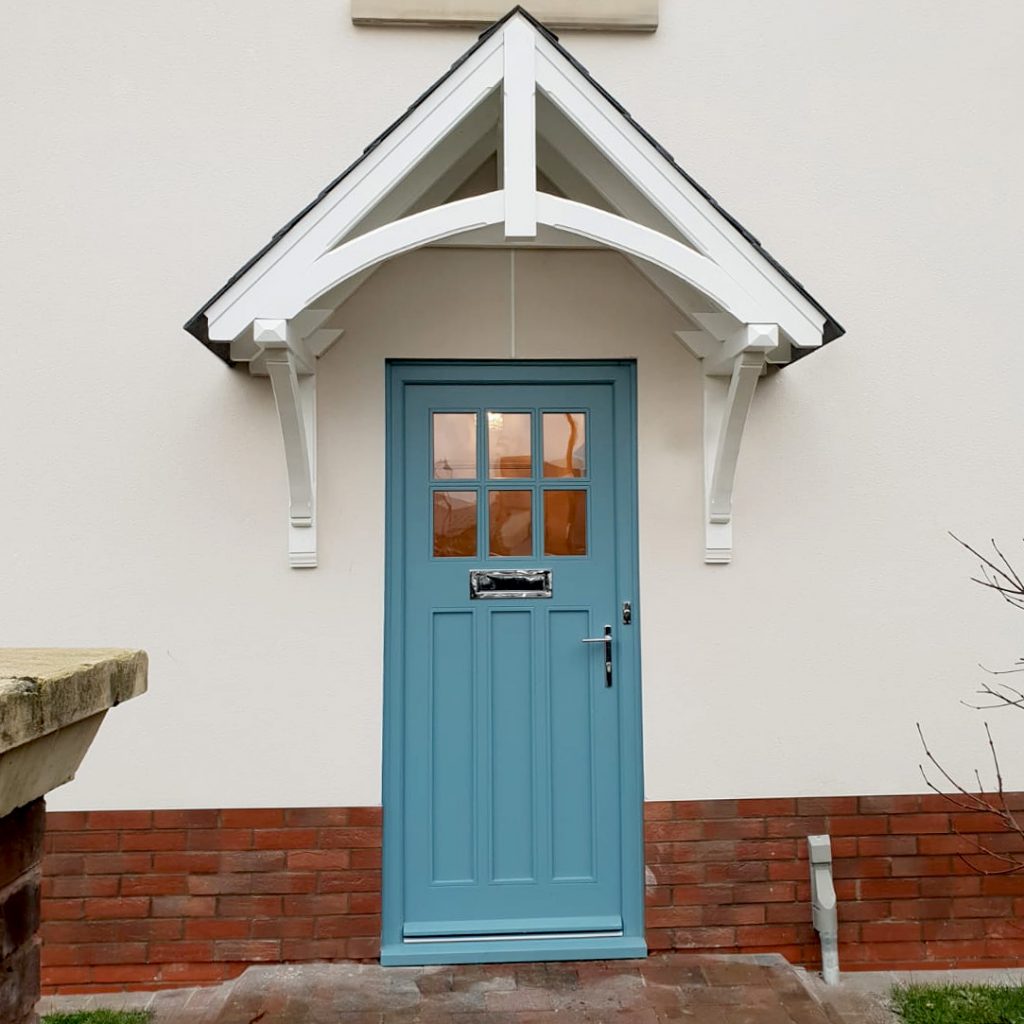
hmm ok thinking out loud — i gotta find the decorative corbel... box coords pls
[254,319,318,568]
[702,324,779,563]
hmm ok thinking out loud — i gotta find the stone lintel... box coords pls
[351,1,659,32]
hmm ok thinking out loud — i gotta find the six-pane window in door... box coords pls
[432,411,589,558]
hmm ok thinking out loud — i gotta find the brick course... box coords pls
[38,795,1024,992]
[40,807,382,993]
[645,794,1024,970]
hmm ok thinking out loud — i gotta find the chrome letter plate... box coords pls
[470,569,553,599]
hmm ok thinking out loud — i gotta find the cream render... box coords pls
[2,1,1023,817]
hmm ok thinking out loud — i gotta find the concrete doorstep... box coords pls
[37,953,900,1023]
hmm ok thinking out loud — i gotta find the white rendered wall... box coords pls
[1,2,1023,809]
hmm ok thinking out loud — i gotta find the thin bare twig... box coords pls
[913,537,1024,875]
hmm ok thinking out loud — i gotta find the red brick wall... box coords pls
[645,795,1024,970]
[2,798,45,1024]
[39,795,1024,992]
[40,808,381,994]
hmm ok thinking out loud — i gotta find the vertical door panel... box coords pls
[430,611,476,884]
[489,610,535,883]
[548,608,596,882]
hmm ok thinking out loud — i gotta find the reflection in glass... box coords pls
[433,491,477,557]
[487,412,531,478]
[543,413,586,478]
[433,413,477,479]
[489,490,532,557]
[544,490,587,556]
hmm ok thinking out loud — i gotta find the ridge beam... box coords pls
[703,341,771,565]
[503,17,537,238]
[255,319,318,568]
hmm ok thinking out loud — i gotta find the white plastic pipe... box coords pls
[808,834,840,985]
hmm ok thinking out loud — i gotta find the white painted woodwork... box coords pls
[535,193,759,322]
[203,37,506,341]
[351,0,659,31]
[703,322,779,377]
[532,35,826,349]
[310,127,497,317]
[674,330,717,361]
[537,105,691,247]
[197,12,837,567]
[690,311,744,343]
[256,319,318,567]
[302,192,505,311]
[502,18,537,238]
[272,188,761,325]
[702,350,768,564]
[537,135,711,321]
[206,13,826,349]
[426,225,603,248]
[766,336,792,366]
[339,96,499,245]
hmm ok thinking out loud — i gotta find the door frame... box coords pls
[381,360,645,965]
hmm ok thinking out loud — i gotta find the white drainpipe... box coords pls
[808,834,840,985]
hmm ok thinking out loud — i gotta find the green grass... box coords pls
[892,983,1024,1024]
[42,1011,153,1024]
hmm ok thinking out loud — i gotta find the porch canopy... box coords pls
[185,6,843,568]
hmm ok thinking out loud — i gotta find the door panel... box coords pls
[430,610,475,884]
[384,363,644,963]
[490,609,534,883]
[549,607,596,882]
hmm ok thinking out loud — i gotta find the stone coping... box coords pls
[0,649,147,754]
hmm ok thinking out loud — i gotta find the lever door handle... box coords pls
[581,625,613,687]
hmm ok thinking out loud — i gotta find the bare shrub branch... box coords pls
[917,538,1024,874]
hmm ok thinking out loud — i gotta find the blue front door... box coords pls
[383,362,645,965]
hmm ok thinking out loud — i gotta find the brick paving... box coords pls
[37,953,894,1023]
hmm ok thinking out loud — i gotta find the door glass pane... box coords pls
[543,413,586,478]
[544,490,587,556]
[487,412,532,479]
[433,491,477,557]
[433,413,477,480]
[489,490,532,557]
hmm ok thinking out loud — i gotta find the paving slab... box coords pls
[38,954,867,1023]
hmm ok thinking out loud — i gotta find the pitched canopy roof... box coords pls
[184,5,843,367]
[183,6,846,569]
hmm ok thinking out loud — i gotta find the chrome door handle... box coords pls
[581,625,613,687]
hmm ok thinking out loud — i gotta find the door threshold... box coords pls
[381,934,646,966]
[404,930,623,943]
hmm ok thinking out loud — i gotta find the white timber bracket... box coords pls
[502,16,537,238]
[702,324,779,564]
[254,319,318,568]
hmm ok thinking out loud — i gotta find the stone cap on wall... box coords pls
[0,649,147,816]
